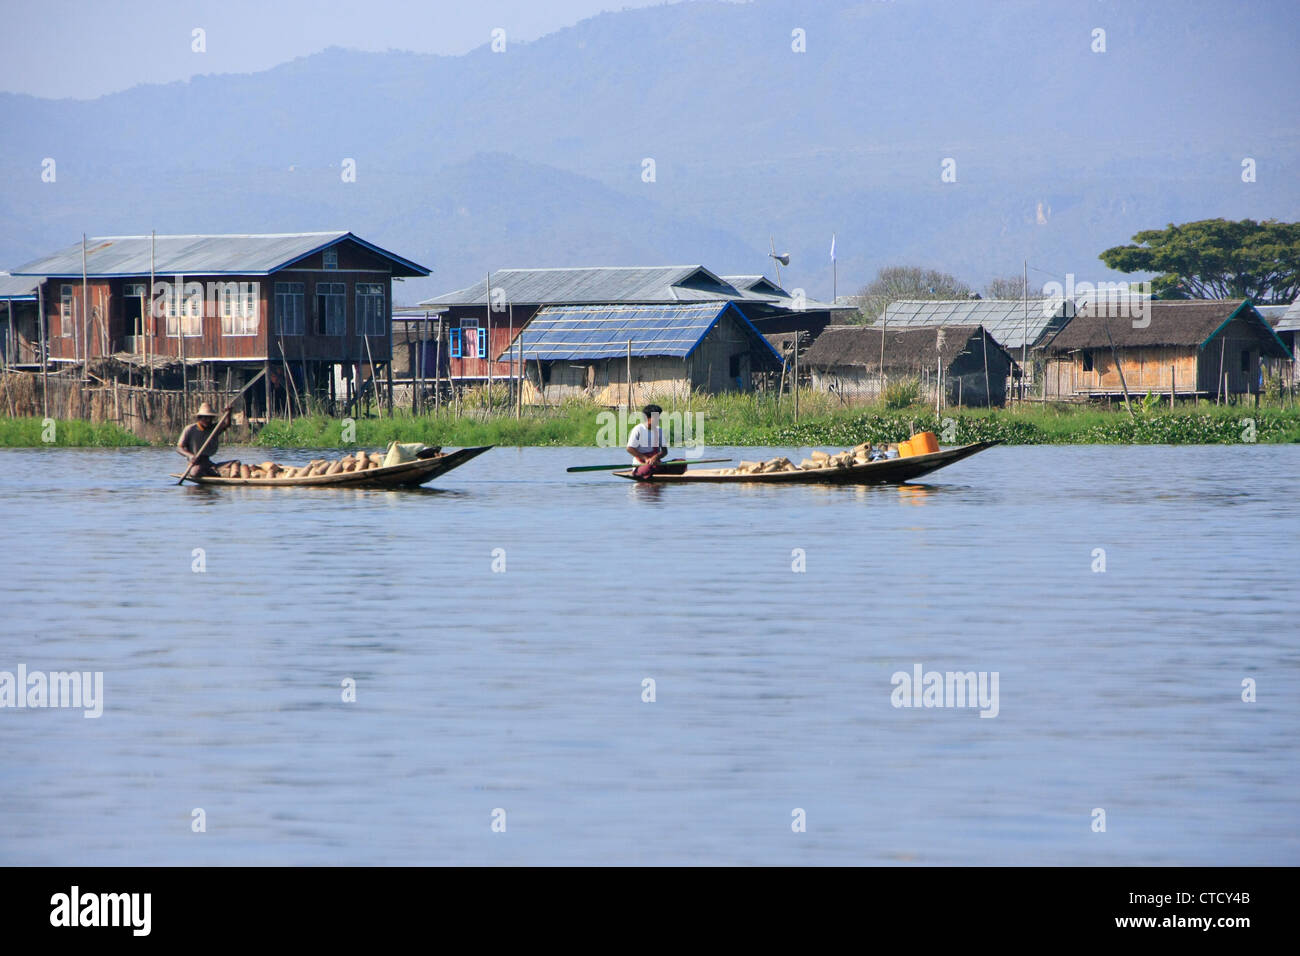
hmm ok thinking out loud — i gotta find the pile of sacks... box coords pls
[216,450,392,480]
[726,443,892,475]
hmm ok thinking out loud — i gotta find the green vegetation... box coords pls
[1100,218,1300,302]
[0,418,150,447]
[4,396,1298,449]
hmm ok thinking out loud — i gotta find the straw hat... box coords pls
[196,402,217,419]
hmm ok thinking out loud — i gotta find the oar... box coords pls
[566,458,731,473]
[177,368,267,484]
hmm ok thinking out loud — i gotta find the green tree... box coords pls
[853,265,971,323]
[1100,218,1300,303]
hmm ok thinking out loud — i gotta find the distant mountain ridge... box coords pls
[1,0,1297,304]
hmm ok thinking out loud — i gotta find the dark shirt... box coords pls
[178,422,221,458]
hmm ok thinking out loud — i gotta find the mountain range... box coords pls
[2,0,1297,304]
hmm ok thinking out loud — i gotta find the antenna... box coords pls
[768,235,790,287]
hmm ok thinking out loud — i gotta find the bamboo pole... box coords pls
[148,232,155,390]
[626,338,632,410]
[38,282,48,419]
[981,326,991,406]
[179,275,189,417]
[793,331,799,421]
[1217,337,1226,404]
[1101,313,1134,418]
[81,235,89,384]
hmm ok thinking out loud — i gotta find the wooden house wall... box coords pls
[1044,346,1201,397]
[439,305,536,381]
[1,300,42,364]
[36,267,395,365]
[687,313,755,392]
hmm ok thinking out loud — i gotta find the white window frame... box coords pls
[219,284,259,336]
[322,248,339,270]
[164,284,203,337]
[274,282,305,336]
[356,282,385,336]
[60,284,73,337]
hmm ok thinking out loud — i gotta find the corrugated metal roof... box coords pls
[422,265,847,311]
[0,272,39,299]
[10,232,429,278]
[722,274,787,296]
[1269,299,1300,333]
[882,299,1073,350]
[424,266,735,306]
[505,302,784,363]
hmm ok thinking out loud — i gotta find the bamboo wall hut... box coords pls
[801,324,1014,406]
[1041,299,1291,401]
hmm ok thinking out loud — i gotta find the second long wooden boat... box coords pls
[612,440,999,484]
[172,445,493,488]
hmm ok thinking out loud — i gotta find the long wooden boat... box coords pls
[171,446,493,488]
[612,441,999,485]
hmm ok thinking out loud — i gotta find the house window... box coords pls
[123,283,146,337]
[1081,350,1094,372]
[315,282,345,336]
[219,283,259,336]
[60,285,73,337]
[274,282,305,335]
[728,354,741,378]
[449,327,463,358]
[356,282,386,336]
[323,248,338,270]
[164,283,202,337]
[1240,349,1250,374]
[460,318,482,358]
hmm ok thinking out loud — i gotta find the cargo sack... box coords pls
[382,441,429,468]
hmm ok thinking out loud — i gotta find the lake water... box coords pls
[1,443,1296,865]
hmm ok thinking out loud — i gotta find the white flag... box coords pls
[829,233,836,261]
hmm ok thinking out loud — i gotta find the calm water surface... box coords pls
[1,443,1296,865]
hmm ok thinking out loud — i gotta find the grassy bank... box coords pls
[0,418,149,447]
[4,395,1298,448]
[255,393,1300,448]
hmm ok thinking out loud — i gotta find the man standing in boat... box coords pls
[626,404,685,479]
[176,402,232,478]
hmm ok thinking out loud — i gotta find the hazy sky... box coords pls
[0,0,699,99]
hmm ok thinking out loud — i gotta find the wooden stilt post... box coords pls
[38,282,48,419]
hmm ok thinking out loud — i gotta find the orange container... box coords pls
[911,431,939,455]
[897,439,916,458]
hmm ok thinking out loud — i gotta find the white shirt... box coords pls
[626,422,666,453]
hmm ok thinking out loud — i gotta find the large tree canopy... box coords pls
[854,266,971,323]
[1100,218,1300,303]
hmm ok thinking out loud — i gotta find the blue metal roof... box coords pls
[504,302,785,364]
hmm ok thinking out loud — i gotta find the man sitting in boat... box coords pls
[176,402,232,478]
[626,404,686,479]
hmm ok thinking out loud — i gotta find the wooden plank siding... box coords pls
[438,305,537,381]
[36,241,398,366]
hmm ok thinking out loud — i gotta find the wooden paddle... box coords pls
[566,458,731,473]
[177,368,267,484]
